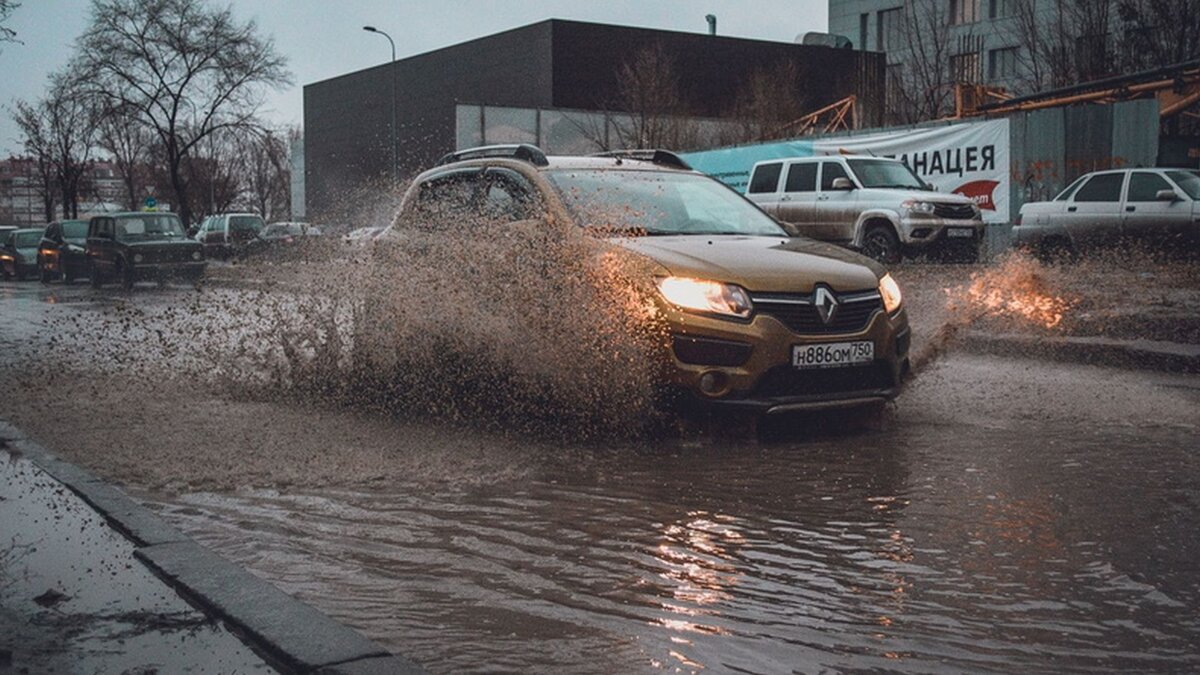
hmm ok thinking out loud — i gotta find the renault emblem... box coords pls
[814,286,839,325]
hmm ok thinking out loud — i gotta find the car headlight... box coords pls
[879,273,903,314]
[133,253,144,263]
[192,250,202,261]
[657,277,753,319]
[902,200,936,215]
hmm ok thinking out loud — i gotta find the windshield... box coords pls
[1166,170,1200,200]
[62,221,88,240]
[263,224,302,236]
[114,215,186,241]
[230,216,265,234]
[546,170,785,237]
[14,231,40,247]
[846,159,925,189]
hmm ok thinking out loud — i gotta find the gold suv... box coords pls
[386,145,910,415]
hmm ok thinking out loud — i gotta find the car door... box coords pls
[776,162,820,237]
[1064,172,1125,249]
[745,162,784,217]
[40,222,62,273]
[815,161,857,243]
[1122,171,1193,241]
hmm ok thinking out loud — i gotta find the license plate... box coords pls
[792,341,874,369]
[947,227,975,238]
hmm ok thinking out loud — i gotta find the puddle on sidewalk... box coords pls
[0,447,274,673]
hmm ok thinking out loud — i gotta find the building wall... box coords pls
[830,0,1033,94]
[303,19,883,219]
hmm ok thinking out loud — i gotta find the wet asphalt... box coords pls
[2,278,1199,673]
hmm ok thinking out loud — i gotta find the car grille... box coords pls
[933,203,976,220]
[752,291,882,335]
[751,362,895,398]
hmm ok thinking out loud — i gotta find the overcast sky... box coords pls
[0,0,829,156]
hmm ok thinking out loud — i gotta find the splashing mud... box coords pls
[909,252,1077,374]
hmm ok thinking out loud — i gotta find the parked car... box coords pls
[380,144,910,415]
[37,219,90,283]
[1015,168,1200,257]
[195,213,266,258]
[745,155,984,264]
[1,228,43,281]
[86,212,206,289]
[241,221,325,258]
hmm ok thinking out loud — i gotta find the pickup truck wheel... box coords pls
[862,225,902,265]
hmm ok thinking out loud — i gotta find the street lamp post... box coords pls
[363,26,397,183]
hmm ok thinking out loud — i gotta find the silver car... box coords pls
[746,155,984,264]
[1014,168,1200,256]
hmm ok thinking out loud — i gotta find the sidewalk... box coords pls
[0,421,423,674]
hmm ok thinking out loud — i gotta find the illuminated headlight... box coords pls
[902,200,936,215]
[879,273,903,314]
[191,250,202,261]
[133,253,144,263]
[657,277,752,319]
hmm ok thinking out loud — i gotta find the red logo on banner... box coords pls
[953,180,999,211]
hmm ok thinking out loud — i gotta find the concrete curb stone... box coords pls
[0,419,426,674]
[960,332,1200,373]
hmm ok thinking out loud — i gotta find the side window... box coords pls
[45,223,60,240]
[1054,175,1088,201]
[784,163,818,193]
[820,162,850,191]
[412,171,483,227]
[1072,173,1125,202]
[482,170,543,223]
[748,163,783,194]
[1126,172,1171,202]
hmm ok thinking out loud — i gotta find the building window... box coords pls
[859,13,869,50]
[950,0,981,24]
[988,47,1018,81]
[877,7,903,52]
[950,51,981,83]
[989,0,1014,19]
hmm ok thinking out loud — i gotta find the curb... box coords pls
[0,419,425,675]
[959,332,1200,373]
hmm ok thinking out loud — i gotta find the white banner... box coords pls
[810,119,1010,223]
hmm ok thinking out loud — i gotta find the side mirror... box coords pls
[1155,189,1180,202]
[924,181,935,191]
[831,177,854,191]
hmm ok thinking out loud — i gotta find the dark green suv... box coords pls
[86,212,206,289]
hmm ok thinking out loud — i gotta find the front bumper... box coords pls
[897,215,984,248]
[131,261,207,280]
[663,303,910,414]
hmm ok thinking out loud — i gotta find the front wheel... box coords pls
[40,263,53,284]
[861,225,902,265]
[89,260,103,288]
[119,261,135,291]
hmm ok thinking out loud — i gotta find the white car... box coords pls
[1014,168,1200,256]
[745,155,984,264]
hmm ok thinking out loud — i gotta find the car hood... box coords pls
[858,187,975,204]
[15,246,37,258]
[611,234,883,293]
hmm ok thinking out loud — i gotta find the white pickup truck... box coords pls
[745,155,984,263]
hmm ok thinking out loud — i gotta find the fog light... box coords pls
[133,253,144,263]
[910,228,932,239]
[698,370,729,397]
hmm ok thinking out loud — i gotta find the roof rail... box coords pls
[593,149,692,171]
[438,144,549,167]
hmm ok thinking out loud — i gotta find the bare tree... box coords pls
[892,0,960,123]
[11,100,56,222]
[11,70,99,220]
[0,0,19,47]
[607,43,700,150]
[96,101,152,210]
[1116,0,1200,71]
[243,128,290,221]
[1008,0,1117,92]
[726,59,812,141]
[76,0,290,226]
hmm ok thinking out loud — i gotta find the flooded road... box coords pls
[2,278,1199,672]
